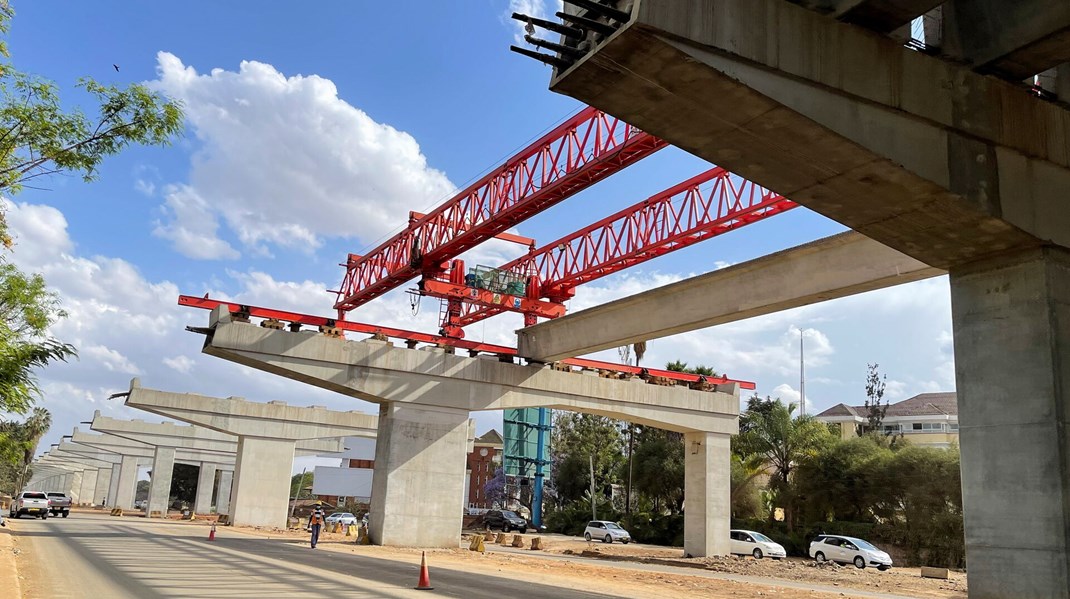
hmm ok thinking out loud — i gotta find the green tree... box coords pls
[290,471,314,499]
[0,264,75,414]
[864,363,889,434]
[0,406,50,492]
[736,399,833,527]
[631,426,684,513]
[550,412,624,505]
[0,5,182,417]
[665,360,718,376]
[0,8,183,235]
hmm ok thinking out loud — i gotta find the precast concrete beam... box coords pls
[548,0,1070,270]
[91,412,345,456]
[68,430,236,467]
[216,470,233,516]
[941,0,1070,80]
[787,0,943,33]
[201,311,740,435]
[517,232,943,361]
[122,379,376,442]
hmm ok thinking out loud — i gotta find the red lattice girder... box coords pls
[452,167,798,327]
[333,106,666,316]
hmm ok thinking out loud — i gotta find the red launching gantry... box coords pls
[181,106,797,390]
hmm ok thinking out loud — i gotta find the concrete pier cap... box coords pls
[197,305,739,555]
[119,379,380,528]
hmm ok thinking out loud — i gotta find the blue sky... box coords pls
[6,1,955,472]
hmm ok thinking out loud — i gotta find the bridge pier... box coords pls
[684,432,732,557]
[146,447,176,517]
[371,403,470,546]
[951,247,1070,597]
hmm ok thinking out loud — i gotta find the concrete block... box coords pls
[921,566,949,579]
[530,537,544,550]
[511,534,524,547]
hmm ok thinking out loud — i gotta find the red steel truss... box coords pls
[425,167,798,330]
[333,106,667,316]
[179,295,755,390]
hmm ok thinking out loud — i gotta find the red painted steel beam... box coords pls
[178,295,755,389]
[333,106,667,315]
[453,167,798,327]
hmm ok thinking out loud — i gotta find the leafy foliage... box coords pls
[864,363,889,434]
[0,264,75,414]
[0,406,50,493]
[290,471,314,499]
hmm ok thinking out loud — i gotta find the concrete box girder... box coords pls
[90,412,343,456]
[121,379,377,441]
[549,0,1070,270]
[69,430,236,466]
[202,312,739,435]
[517,231,943,361]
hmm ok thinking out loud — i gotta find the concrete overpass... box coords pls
[90,413,349,516]
[518,231,943,361]
[193,306,739,557]
[533,1,1070,596]
[119,381,378,528]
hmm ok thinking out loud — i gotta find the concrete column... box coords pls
[194,463,217,514]
[114,455,140,510]
[107,466,121,507]
[66,471,83,504]
[94,468,111,506]
[229,437,295,527]
[78,469,98,506]
[216,470,233,516]
[146,447,176,516]
[370,403,470,547]
[683,431,731,558]
[951,246,1070,598]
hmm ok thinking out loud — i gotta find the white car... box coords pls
[325,512,358,526]
[583,520,631,544]
[809,534,893,570]
[730,529,786,559]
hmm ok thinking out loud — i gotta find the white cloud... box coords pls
[134,179,156,197]
[153,184,240,260]
[162,355,195,374]
[3,200,74,266]
[150,52,456,257]
[81,345,142,375]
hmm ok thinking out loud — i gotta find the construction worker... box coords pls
[309,501,326,549]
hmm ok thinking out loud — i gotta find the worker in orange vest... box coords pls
[309,501,326,549]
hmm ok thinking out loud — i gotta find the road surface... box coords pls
[10,512,613,598]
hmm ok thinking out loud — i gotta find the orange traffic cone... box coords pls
[208,521,216,541]
[414,551,433,590]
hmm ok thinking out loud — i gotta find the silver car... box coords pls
[583,520,631,544]
[809,534,892,570]
[325,512,358,526]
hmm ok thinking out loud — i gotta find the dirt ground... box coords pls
[0,526,22,598]
[229,523,967,599]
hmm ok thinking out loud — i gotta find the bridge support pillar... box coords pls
[194,463,217,514]
[229,437,295,528]
[94,467,111,506]
[216,470,233,516]
[683,431,731,557]
[146,447,176,516]
[78,469,97,506]
[952,246,1070,598]
[370,403,470,547]
[114,455,139,510]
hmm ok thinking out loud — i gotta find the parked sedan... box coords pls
[484,509,528,533]
[325,512,358,526]
[583,520,631,544]
[730,529,786,559]
[809,534,893,570]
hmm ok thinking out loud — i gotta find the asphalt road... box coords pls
[11,512,615,598]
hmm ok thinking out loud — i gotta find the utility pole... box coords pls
[289,467,307,519]
[799,328,806,417]
[589,454,596,521]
